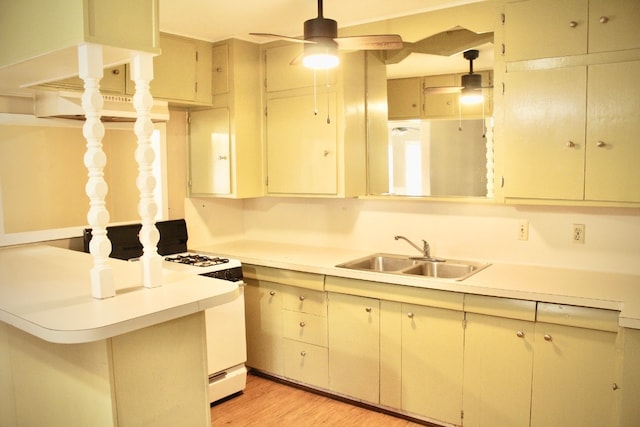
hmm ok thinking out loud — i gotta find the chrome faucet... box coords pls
[394,235,431,259]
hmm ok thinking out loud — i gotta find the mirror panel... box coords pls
[342,2,497,199]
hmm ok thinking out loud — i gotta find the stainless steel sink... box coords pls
[336,253,490,281]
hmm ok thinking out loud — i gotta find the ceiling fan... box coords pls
[250,0,403,69]
[423,49,493,99]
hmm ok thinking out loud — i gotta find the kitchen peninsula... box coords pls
[0,245,239,427]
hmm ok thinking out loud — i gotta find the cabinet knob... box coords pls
[112,69,120,75]
[218,155,228,160]
[299,295,305,301]
[566,141,575,148]
[516,331,525,338]
[407,312,414,319]
[269,291,276,296]
[300,350,306,357]
[365,307,372,313]
[299,321,306,327]
[599,16,609,24]
[597,140,606,148]
[612,383,620,391]
[569,20,578,28]
[216,67,224,73]
[544,334,553,342]
[323,150,329,157]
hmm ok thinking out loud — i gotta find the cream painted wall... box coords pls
[186,196,640,276]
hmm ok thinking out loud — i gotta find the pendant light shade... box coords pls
[303,41,339,69]
[459,64,484,105]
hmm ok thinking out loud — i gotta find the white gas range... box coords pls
[163,252,247,404]
[83,220,247,404]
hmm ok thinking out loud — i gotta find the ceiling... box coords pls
[158,0,493,78]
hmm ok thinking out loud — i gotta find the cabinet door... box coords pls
[401,304,464,425]
[585,61,640,203]
[504,0,588,61]
[328,293,380,404]
[530,322,618,427]
[504,67,587,200]
[151,35,197,101]
[266,93,338,195]
[188,108,231,195]
[423,74,458,118]
[243,279,284,376]
[387,77,422,119]
[211,43,229,95]
[463,313,534,427]
[588,0,640,53]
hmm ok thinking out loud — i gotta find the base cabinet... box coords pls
[530,311,619,427]
[462,313,535,427]
[327,292,380,404]
[401,303,464,425]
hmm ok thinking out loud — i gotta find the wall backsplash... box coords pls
[185,197,640,276]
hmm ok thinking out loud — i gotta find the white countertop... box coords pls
[0,245,239,344]
[194,239,640,329]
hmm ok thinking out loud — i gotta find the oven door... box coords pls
[205,283,247,375]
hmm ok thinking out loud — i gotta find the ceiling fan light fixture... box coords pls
[459,72,484,105]
[303,42,339,69]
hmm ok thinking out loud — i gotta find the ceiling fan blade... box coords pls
[334,34,403,51]
[249,33,312,44]
[424,86,462,94]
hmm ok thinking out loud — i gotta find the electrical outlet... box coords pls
[518,220,529,241]
[573,224,585,244]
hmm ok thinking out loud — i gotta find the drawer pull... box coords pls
[599,16,609,24]
[597,140,606,148]
[516,331,525,338]
[300,350,306,357]
[299,295,306,301]
[544,334,553,342]
[112,69,120,75]
[269,291,276,296]
[407,312,414,319]
[612,383,620,391]
[365,307,372,313]
[299,321,306,327]
[569,20,578,28]
[566,141,575,148]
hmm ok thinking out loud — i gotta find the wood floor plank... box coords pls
[210,373,426,426]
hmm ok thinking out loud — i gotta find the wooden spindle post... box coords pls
[78,43,114,299]
[130,52,162,288]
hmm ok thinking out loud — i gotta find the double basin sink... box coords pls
[336,253,490,281]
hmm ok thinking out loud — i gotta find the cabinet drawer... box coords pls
[242,265,325,291]
[283,311,327,346]
[465,294,536,321]
[282,287,327,315]
[537,303,619,332]
[283,339,329,389]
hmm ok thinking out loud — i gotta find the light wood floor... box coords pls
[210,372,426,426]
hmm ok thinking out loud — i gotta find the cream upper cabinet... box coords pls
[388,72,493,120]
[263,43,374,197]
[585,61,640,203]
[504,0,640,61]
[462,295,537,427]
[504,66,587,200]
[144,33,212,104]
[504,61,640,203]
[530,303,620,427]
[401,303,464,425]
[328,292,380,404]
[189,39,262,199]
[387,77,422,119]
[39,65,127,93]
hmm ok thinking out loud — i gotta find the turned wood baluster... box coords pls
[130,52,163,288]
[78,44,114,299]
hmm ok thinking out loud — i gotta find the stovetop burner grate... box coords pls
[164,254,230,268]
